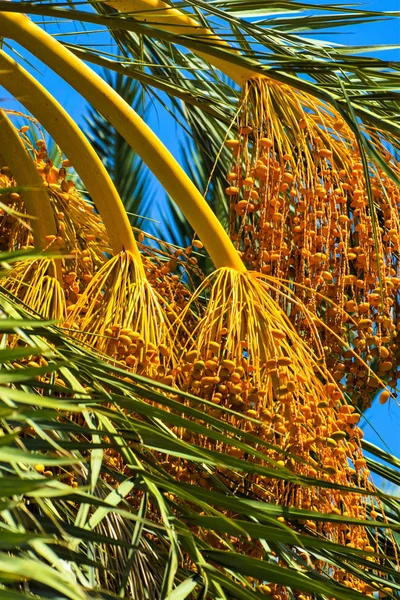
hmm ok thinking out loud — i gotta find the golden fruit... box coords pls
[379,390,390,405]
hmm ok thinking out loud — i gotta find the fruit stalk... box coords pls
[0,109,58,251]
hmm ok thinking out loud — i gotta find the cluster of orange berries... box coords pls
[177,338,370,489]
[0,132,111,313]
[226,78,400,406]
[0,129,198,330]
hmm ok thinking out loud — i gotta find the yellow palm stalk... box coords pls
[0,130,112,314]
[0,109,65,318]
[107,0,400,396]
[104,0,251,83]
[0,125,111,260]
[0,110,58,252]
[0,49,130,321]
[0,50,137,262]
[0,167,32,252]
[0,40,171,354]
[100,0,400,395]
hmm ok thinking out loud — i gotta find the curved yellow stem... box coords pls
[104,0,250,84]
[0,12,245,272]
[0,109,58,251]
[0,49,142,266]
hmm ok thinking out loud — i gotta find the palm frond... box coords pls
[2,1,400,142]
[83,69,154,228]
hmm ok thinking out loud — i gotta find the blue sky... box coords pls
[2,2,400,465]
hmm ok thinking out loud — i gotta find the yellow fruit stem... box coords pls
[104,0,249,84]
[0,109,58,250]
[0,49,142,268]
[0,12,245,272]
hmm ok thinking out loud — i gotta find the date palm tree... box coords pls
[0,1,399,599]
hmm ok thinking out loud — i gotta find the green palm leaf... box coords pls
[83,69,153,227]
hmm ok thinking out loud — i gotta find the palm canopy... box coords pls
[0,1,399,600]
